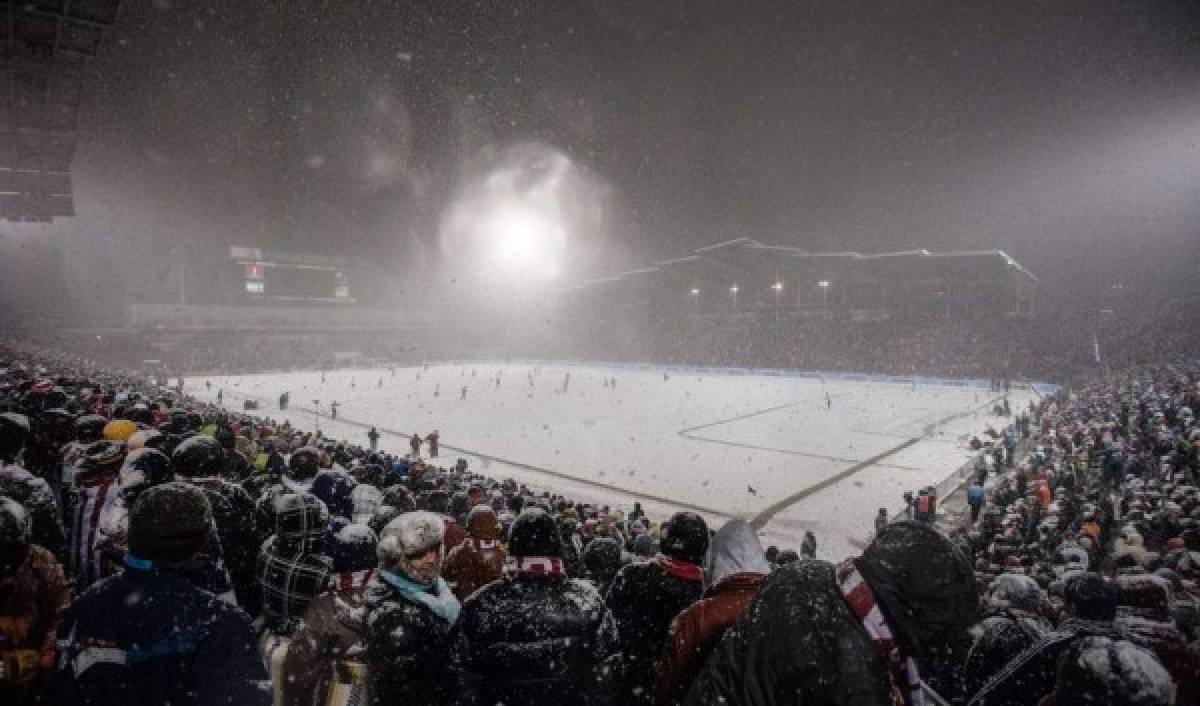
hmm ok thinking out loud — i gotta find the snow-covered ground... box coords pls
[184,364,1035,560]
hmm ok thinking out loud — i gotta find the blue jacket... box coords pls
[48,560,269,706]
[967,484,986,507]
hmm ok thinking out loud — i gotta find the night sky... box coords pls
[5,0,1200,316]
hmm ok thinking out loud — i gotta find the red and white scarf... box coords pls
[504,555,565,578]
[836,559,923,706]
[329,569,373,592]
[656,555,704,582]
[469,537,499,555]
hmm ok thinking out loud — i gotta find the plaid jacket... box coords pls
[257,535,332,636]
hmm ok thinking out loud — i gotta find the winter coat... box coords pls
[965,617,1128,706]
[656,518,770,706]
[682,560,897,706]
[656,573,767,706]
[0,464,64,561]
[281,574,371,706]
[190,476,263,612]
[311,469,358,521]
[66,470,118,589]
[258,536,333,636]
[363,572,456,706]
[607,556,705,705]
[962,610,1053,700]
[1115,574,1199,706]
[47,561,268,706]
[443,535,507,602]
[449,573,622,706]
[0,544,69,704]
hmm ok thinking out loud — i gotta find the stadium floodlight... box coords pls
[729,285,739,293]
[817,279,830,288]
[818,279,830,310]
[771,281,783,291]
[690,288,699,296]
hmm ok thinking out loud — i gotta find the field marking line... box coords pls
[207,385,735,520]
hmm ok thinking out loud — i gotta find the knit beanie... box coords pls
[128,481,212,562]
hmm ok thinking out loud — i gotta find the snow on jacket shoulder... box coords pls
[607,558,704,705]
[363,573,455,706]
[655,572,767,706]
[682,560,894,706]
[47,565,268,706]
[450,574,621,706]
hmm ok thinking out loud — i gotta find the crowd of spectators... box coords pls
[1,330,1198,705]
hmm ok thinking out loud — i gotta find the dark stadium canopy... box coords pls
[0,0,121,222]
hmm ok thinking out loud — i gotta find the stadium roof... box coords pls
[566,238,1038,294]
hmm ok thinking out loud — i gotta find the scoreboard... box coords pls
[231,246,355,303]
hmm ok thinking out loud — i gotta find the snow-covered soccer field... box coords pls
[184,364,1035,559]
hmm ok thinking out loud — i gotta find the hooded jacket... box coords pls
[684,522,976,706]
[655,518,769,706]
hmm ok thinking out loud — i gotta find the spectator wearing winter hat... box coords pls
[65,439,124,589]
[258,492,333,637]
[966,572,1124,706]
[962,573,1055,699]
[48,482,268,706]
[0,413,64,562]
[0,497,69,706]
[442,505,507,601]
[607,510,708,706]
[364,511,459,706]
[655,518,770,706]
[449,507,621,705]
[1047,636,1171,706]
[282,520,377,706]
[583,536,623,596]
[687,522,976,706]
[173,434,263,613]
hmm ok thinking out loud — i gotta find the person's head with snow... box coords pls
[170,435,225,478]
[0,496,31,575]
[0,411,30,464]
[1049,636,1171,706]
[288,445,321,483]
[855,520,977,657]
[660,511,709,565]
[377,510,446,585]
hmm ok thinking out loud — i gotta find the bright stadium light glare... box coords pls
[772,281,783,291]
[818,279,830,288]
[690,287,699,295]
[481,201,565,279]
[729,284,739,293]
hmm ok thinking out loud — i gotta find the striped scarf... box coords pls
[329,569,374,592]
[836,559,923,706]
[503,555,565,578]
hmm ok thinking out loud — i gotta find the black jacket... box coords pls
[962,611,1053,702]
[966,618,1127,706]
[683,560,896,706]
[190,477,262,613]
[606,558,704,705]
[451,573,621,706]
[47,562,268,706]
[363,574,456,706]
